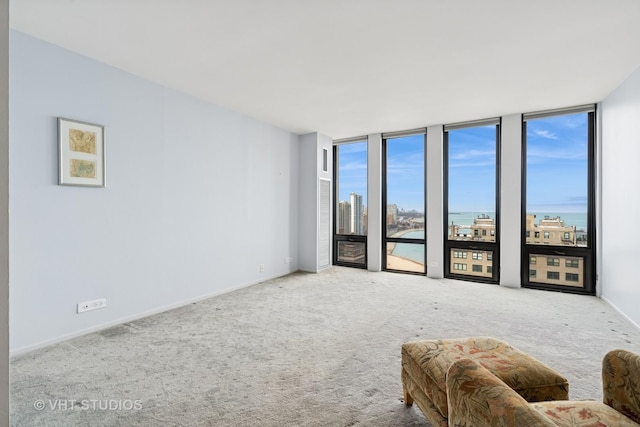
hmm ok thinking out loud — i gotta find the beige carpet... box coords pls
[10,267,640,426]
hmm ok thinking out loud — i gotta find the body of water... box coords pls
[391,230,425,264]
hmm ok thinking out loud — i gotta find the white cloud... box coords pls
[533,129,559,140]
[339,160,367,171]
[449,149,494,161]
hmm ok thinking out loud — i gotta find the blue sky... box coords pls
[447,125,496,213]
[526,113,588,214]
[385,134,424,211]
[336,112,588,215]
[336,141,368,205]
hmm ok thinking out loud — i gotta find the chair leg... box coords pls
[403,384,414,406]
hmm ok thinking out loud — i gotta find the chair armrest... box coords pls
[446,358,555,427]
[602,349,640,424]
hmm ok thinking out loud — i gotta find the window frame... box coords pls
[547,271,560,280]
[443,119,501,284]
[381,130,427,275]
[332,139,368,269]
[566,272,580,282]
[521,106,596,295]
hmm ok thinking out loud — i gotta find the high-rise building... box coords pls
[338,201,351,234]
[350,193,363,235]
[387,204,398,225]
[362,209,368,235]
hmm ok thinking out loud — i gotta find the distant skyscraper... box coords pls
[338,201,351,234]
[350,193,363,235]
[388,204,398,225]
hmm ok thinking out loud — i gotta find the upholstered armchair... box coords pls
[446,349,640,426]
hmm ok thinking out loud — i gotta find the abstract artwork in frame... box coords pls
[58,117,105,187]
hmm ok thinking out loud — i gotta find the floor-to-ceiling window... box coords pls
[382,130,426,274]
[333,138,368,268]
[522,106,595,294]
[444,120,500,283]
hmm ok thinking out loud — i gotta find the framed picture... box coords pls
[58,117,105,187]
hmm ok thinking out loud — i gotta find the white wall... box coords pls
[298,132,332,272]
[1,0,10,424]
[9,31,300,352]
[600,66,640,329]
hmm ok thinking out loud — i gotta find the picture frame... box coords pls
[58,117,105,187]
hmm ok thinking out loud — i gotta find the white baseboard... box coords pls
[601,295,640,332]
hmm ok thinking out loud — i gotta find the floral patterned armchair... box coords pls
[446,349,640,426]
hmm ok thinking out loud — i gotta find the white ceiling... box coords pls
[10,0,640,139]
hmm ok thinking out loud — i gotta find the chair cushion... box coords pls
[402,337,568,419]
[532,401,639,427]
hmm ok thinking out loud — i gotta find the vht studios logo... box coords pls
[34,399,143,411]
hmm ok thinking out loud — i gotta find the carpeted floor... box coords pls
[10,267,640,426]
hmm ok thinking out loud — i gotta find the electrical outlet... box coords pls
[284,257,293,264]
[260,264,264,272]
[77,298,107,313]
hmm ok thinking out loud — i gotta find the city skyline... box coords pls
[337,192,365,235]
